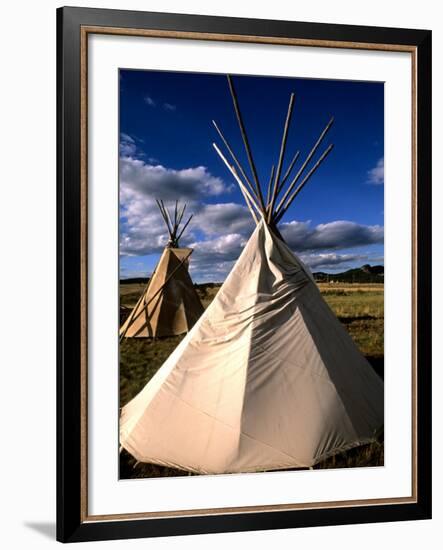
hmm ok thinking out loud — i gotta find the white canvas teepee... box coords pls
[120,76,383,473]
[120,201,204,339]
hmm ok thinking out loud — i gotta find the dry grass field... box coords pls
[119,281,384,479]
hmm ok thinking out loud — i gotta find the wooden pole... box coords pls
[213,143,260,223]
[226,75,266,213]
[176,203,186,229]
[266,165,275,209]
[119,283,147,340]
[274,117,334,216]
[212,120,259,203]
[177,214,194,241]
[267,92,295,222]
[119,265,157,340]
[155,198,166,226]
[119,249,193,339]
[275,144,334,223]
[156,199,173,238]
[278,150,300,194]
[162,201,175,239]
[232,166,259,225]
[173,200,178,231]
[119,252,165,340]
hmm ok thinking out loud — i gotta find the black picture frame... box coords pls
[57,6,432,543]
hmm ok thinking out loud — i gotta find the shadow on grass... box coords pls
[120,448,191,479]
[338,314,378,324]
[366,355,384,380]
[120,436,384,480]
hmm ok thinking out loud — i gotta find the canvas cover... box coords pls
[120,222,384,473]
[120,248,204,338]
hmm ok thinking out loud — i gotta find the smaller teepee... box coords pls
[119,200,204,339]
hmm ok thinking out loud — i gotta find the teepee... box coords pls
[120,76,383,473]
[119,200,204,339]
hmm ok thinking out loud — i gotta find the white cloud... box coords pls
[119,133,137,157]
[164,103,176,111]
[188,233,247,282]
[118,154,384,281]
[280,220,383,252]
[367,157,384,185]
[120,156,228,202]
[120,194,199,257]
[119,156,234,257]
[187,238,378,281]
[193,203,253,236]
[191,233,246,261]
[120,133,147,159]
[144,95,156,107]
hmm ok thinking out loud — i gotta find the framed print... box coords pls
[57,6,432,543]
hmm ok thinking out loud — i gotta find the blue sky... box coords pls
[119,69,384,282]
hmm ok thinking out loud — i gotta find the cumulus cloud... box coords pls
[120,197,198,257]
[118,148,384,281]
[193,203,253,236]
[120,156,228,202]
[120,223,167,256]
[187,237,376,281]
[191,233,246,262]
[367,157,384,185]
[120,200,250,260]
[280,220,383,252]
[120,133,147,159]
[119,156,235,257]
[120,205,384,278]
[187,233,247,282]
[120,133,137,157]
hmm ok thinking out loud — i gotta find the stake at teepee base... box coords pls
[119,201,203,339]
[120,76,383,474]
